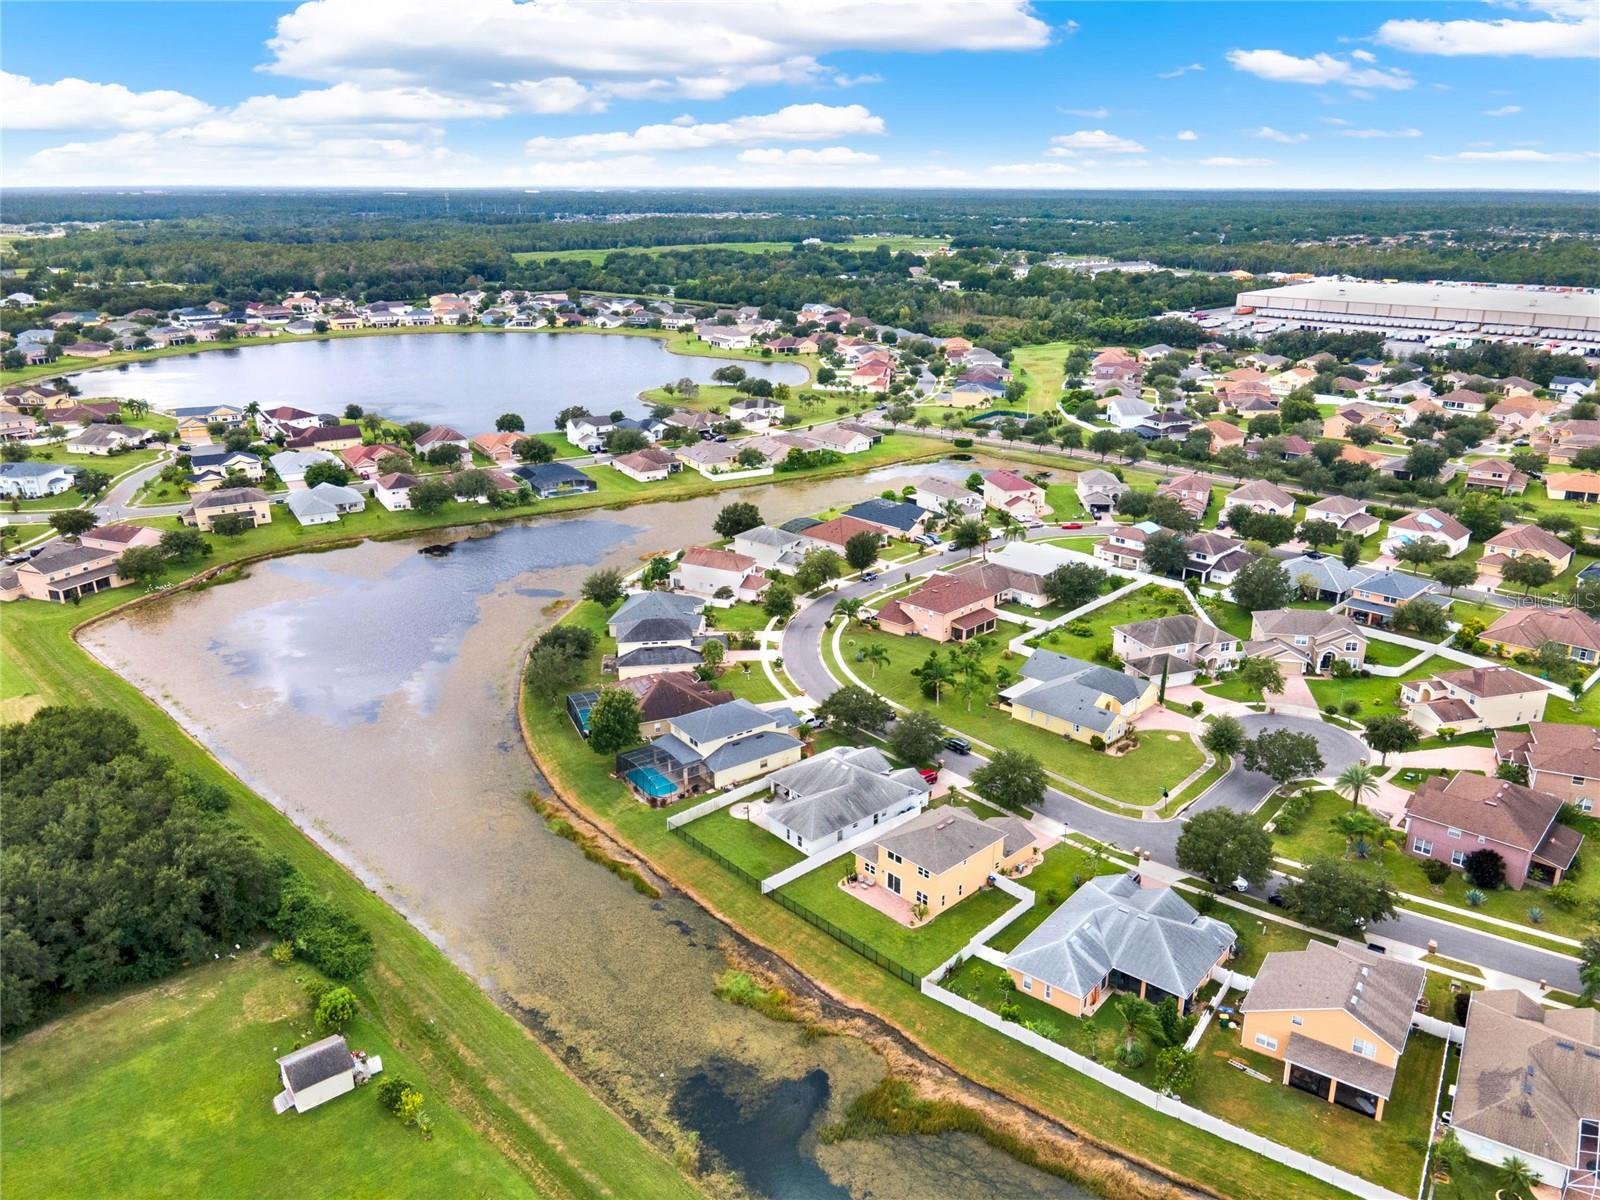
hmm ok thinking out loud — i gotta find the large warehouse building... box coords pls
[1233,279,1600,345]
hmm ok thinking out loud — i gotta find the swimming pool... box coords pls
[626,767,678,799]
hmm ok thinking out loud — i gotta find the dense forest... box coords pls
[6,188,1598,300]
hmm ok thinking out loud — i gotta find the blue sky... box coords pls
[3,0,1597,189]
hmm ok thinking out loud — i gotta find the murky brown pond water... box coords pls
[83,460,1092,1200]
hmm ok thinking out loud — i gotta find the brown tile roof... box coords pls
[802,515,883,548]
[1405,773,1564,853]
[1484,524,1570,560]
[1482,605,1600,655]
[900,573,998,615]
[947,560,1044,596]
[84,523,149,545]
[1496,722,1600,781]
[1427,665,1549,700]
[681,545,756,573]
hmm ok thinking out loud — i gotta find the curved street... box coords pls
[782,533,1584,992]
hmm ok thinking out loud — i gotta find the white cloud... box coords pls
[1335,127,1423,139]
[1349,49,1377,63]
[1226,48,1414,90]
[1376,13,1599,58]
[1484,104,1523,116]
[1199,156,1274,167]
[1427,148,1598,162]
[230,83,513,124]
[1157,63,1204,78]
[737,145,878,164]
[1252,126,1309,143]
[1319,116,1352,126]
[524,103,884,158]
[1175,129,1199,141]
[987,161,1079,177]
[2,71,213,131]
[1059,106,1110,118]
[1048,129,1146,155]
[264,0,1052,100]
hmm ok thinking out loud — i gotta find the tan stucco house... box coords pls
[853,807,1037,918]
[1400,665,1551,734]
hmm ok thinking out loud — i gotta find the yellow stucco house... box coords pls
[1001,650,1156,745]
[1240,941,1426,1121]
[853,807,1037,917]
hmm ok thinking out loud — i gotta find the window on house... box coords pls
[1451,850,1467,868]
[887,851,902,864]
[1352,1039,1377,1059]
[917,866,930,879]
[957,883,964,896]
[1291,1016,1304,1026]
[915,890,928,906]
[1447,827,1462,839]
[1413,839,1434,856]
[1021,976,1033,991]
[863,862,875,876]
[1254,1033,1278,1052]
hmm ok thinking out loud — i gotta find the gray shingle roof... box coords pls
[844,498,928,532]
[616,616,697,645]
[764,746,929,842]
[1002,873,1235,1001]
[1279,555,1377,597]
[1284,1032,1400,1100]
[277,1034,351,1091]
[868,807,1034,874]
[615,645,702,670]
[703,730,804,773]
[1243,940,1424,1054]
[671,698,778,745]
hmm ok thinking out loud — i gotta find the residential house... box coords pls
[1113,613,1240,682]
[58,341,113,359]
[854,807,1038,917]
[1534,420,1600,466]
[671,546,769,605]
[1002,650,1156,744]
[1203,420,1248,455]
[471,432,522,465]
[1405,773,1581,889]
[7,541,127,603]
[0,462,74,498]
[285,482,365,527]
[413,425,470,459]
[1302,495,1381,539]
[808,425,873,455]
[1437,388,1490,414]
[1002,872,1235,1017]
[567,673,733,741]
[914,477,985,518]
[612,448,680,482]
[1134,411,1194,442]
[1183,531,1250,586]
[1270,367,1317,397]
[875,574,1000,643]
[1344,570,1444,628]
[843,498,930,539]
[1480,605,1600,666]
[340,443,405,480]
[373,472,418,511]
[1401,665,1551,735]
[1240,941,1425,1122]
[1279,554,1377,603]
[285,424,363,453]
[1244,609,1367,675]
[268,449,338,490]
[1075,468,1127,518]
[81,523,163,554]
[272,1035,356,1115]
[1104,396,1155,430]
[619,700,805,799]
[1548,375,1595,400]
[173,403,246,432]
[181,487,273,532]
[1322,404,1398,441]
[983,470,1049,522]
[795,515,886,557]
[510,462,597,499]
[257,405,321,438]
[755,745,931,853]
[186,448,264,492]
[945,560,1049,609]
[729,396,785,430]
[1450,990,1600,1194]
[1094,520,1170,572]
[675,440,751,477]
[1215,381,1275,413]
[1380,508,1470,560]
[1488,393,1558,439]
[1546,472,1600,503]
[1155,472,1214,521]
[1463,459,1530,495]
[65,424,150,455]
[1494,723,1600,812]
[730,525,806,574]
[1478,524,1574,587]
[1223,479,1295,519]
[0,415,38,441]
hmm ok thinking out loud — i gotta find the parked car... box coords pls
[917,767,939,784]
[1231,876,1250,892]
[860,570,878,583]
[943,736,970,755]
[1266,891,1286,907]
[1059,521,1083,529]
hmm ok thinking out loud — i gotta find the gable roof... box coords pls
[1483,605,1600,654]
[867,807,1020,874]
[843,498,927,532]
[1244,940,1425,1053]
[764,745,930,841]
[899,573,997,615]
[277,1034,351,1091]
[1250,608,1361,641]
[1116,613,1226,650]
[1484,524,1571,560]
[1405,773,1564,854]
[1495,722,1600,781]
[984,469,1036,494]
[680,545,757,574]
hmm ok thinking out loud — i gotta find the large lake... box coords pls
[71,331,808,432]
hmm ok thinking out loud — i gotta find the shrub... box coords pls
[1546,880,1580,910]
[1324,704,1337,716]
[267,875,375,980]
[1464,888,1487,907]
[376,1076,414,1113]
[1116,1042,1146,1069]
[1527,906,1544,924]
[1089,734,1106,751]
[1452,993,1471,1026]
[270,941,295,965]
[1421,859,1452,886]
[1189,700,1203,716]
[1463,848,1506,890]
[997,1002,1022,1023]
[952,437,974,448]
[1341,700,1361,717]
[1024,1018,1061,1040]
[314,986,358,1032]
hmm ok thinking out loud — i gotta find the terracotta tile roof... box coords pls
[681,545,757,573]
[1483,605,1600,655]
[1405,773,1563,853]
[900,573,998,615]
[984,469,1036,494]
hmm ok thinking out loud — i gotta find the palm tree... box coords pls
[860,644,889,679]
[912,651,954,706]
[837,596,863,625]
[1334,763,1379,812]
[1331,809,1389,860]
[1114,995,1153,1054]
[1499,1156,1538,1200]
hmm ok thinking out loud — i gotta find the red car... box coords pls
[917,767,940,784]
[1059,521,1083,529]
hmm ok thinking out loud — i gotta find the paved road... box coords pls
[783,539,1586,992]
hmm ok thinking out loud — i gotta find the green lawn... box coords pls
[18,443,166,475]
[1029,583,1193,663]
[775,853,1019,977]
[1363,638,1423,667]
[0,956,541,1200]
[705,602,771,632]
[1187,1016,1443,1195]
[713,664,783,704]
[986,843,1130,952]
[1306,656,1454,718]
[1218,908,1325,975]
[1270,789,1597,944]
[519,607,1369,1200]
[683,805,805,879]
[834,617,1203,806]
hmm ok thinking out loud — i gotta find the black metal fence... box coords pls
[670,823,922,987]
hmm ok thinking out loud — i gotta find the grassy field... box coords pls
[683,806,806,878]
[519,608,1366,1200]
[774,853,1020,977]
[1306,656,1455,718]
[1,956,543,1199]
[984,842,1129,952]
[832,615,1203,806]
[513,235,945,265]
